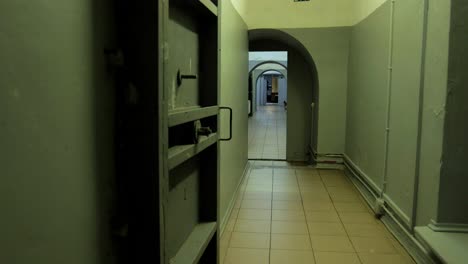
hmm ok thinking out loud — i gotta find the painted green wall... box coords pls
[345,0,468,228]
[345,1,391,189]
[286,49,314,161]
[345,0,432,225]
[219,0,249,227]
[231,0,356,28]
[415,0,450,226]
[283,28,351,155]
[0,0,115,263]
[437,0,468,224]
[385,0,425,223]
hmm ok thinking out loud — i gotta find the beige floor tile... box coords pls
[321,175,351,187]
[274,185,300,193]
[330,193,362,203]
[272,209,306,222]
[273,161,292,167]
[248,178,273,185]
[224,248,269,264]
[243,191,272,200]
[358,253,414,264]
[272,221,309,234]
[308,222,347,236]
[350,237,396,254]
[303,201,335,211]
[273,200,304,210]
[220,247,227,264]
[326,186,358,195]
[297,171,321,178]
[310,236,355,252]
[300,182,327,190]
[301,192,330,201]
[237,209,271,220]
[306,210,341,223]
[386,237,416,263]
[233,198,242,209]
[296,168,319,175]
[339,212,377,224]
[270,249,316,264]
[334,202,368,213]
[245,184,272,192]
[234,220,271,233]
[241,199,272,210]
[274,168,296,175]
[343,223,388,238]
[302,194,332,203]
[318,170,344,176]
[220,231,232,249]
[273,177,298,185]
[254,160,273,166]
[229,232,270,249]
[314,252,361,264]
[271,234,312,250]
[226,219,236,232]
[250,169,273,176]
[273,192,302,201]
[249,174,273,180]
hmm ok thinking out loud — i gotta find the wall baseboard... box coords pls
[429,220,468,233]
[343,157,439,264]
[312,148,344,169]
[219,161,251,237]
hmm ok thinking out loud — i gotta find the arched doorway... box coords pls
[255,69,286,107]
[249,62,288,115]
[249,29,319,163]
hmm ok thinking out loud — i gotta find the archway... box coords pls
[249,60,288,73]
[254,69,287,108]
[249,62,288,115]
[249,29,319,163]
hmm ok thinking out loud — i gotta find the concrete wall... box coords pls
[437,0,468,225]
[219,0,249,226]
[286,49,314,161]
[278,77,288,106]
[231,0,356,28]
[345,0,425,225]
[232,0,387,28]
[354,0,388,24]
[345,2,390,190]
[0,0,116,263]
[415,0,449,226]
[384,0,425,223]
[283,28,351,155]
[345,0,462,228]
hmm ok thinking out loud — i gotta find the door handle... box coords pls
[219,107,233,141]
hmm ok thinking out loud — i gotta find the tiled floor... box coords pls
[220,163,416,264]
[248,105,286,160]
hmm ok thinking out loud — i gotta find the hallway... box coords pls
[220,163,415,264]
[3,0,468,263]
[248,105,287,160]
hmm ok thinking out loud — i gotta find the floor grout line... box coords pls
[224,165,414,263]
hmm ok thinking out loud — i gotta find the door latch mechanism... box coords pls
[193,120,212,143]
